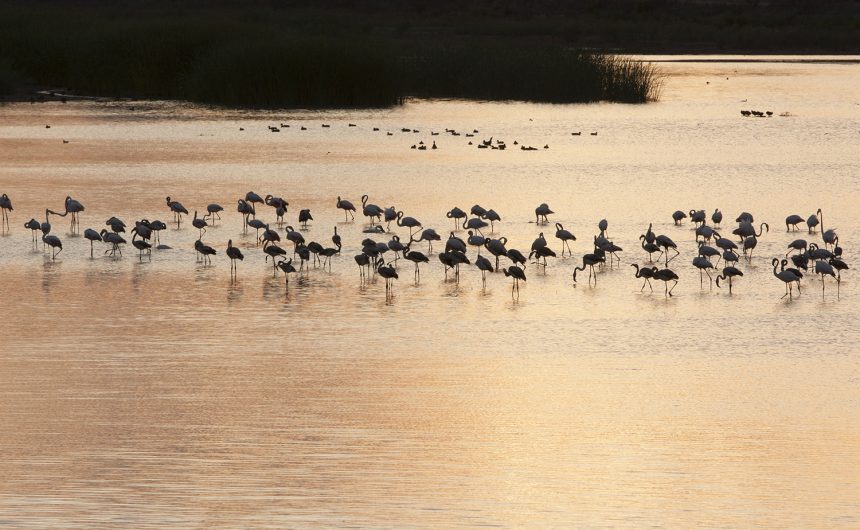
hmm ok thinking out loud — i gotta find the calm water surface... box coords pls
[0,57,858,527]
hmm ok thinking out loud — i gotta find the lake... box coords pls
[0,56,858,527]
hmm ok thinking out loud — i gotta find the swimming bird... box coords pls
[534,203,553,224]
[652,267,679,297]
[554,223,576,256]
[166,196,188,226]
[226,239,244,277]
[336,196,356,221]
[715,266,743,294]
[502,265,526,297]
[630,263,656,292]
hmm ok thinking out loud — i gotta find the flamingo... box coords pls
[0,193,11,228]
[470,205,488,218]
[807,209,821,233]
[655,234,679,265]
[444,232,466,254]
[446,207,466,230]
[412,228,441,254]
[378,262,398,293]
[640,234,662,262]
[502,265,526,296]
[205,203,223,223]
[572,252,602,285]
[772,257,801,299]
[192,210,208,238]
[83,228,102,257]
[785,214,804,231]
[383,207,398,230]
[100,229,126,256]
[319,246,339,270]
[298,209,313,229]
[555,223,576,256]
[715,266,743,293]
[245,191,264,209]
[534,203,553,224]
[226,239,243,277]
[336,196,356,221]
[403,245,429,282]
[630,263,656,292]
[354,253,371,280]
[194,238,216,264]
[671,210,687,225]
[653,267,679,297]
[711,209,722,227]
[276,257,297,288]
[692,256,716,289]
[237,199,255,231]
[25,218,41,242]
[529,245,556,266]
[42,232,62,260]
[689,209,706,227]
[482,209,501,231]
[475,255,493,287]
[47,195,85,231]
[263,241,287,273]
[130,227,152,261]
[814,260,838,296]
[484,237,509,271]
[284,225,304,253]
[166,196,188,226]
[361,195,383,225]
[396,211,422,237]
[463,217,488,234]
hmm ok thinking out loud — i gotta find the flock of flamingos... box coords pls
[0,191,849,299]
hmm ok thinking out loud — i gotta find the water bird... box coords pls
[772,257,801,299]
[715,267,743,293]
[534,203,553,224]
[276,257,297,287]
[0,193,11,228]
[555,223,576,256]
[192,210,208,238]
[672,210,687,225]
[361,195,384,225]
[226,239,243,277]
[100,229,126,256]
[25,218,41,242]
[237,199,255,231]
[653,267,679,297]
[205,203,223,223]
[83,228,102,257]
[47,195,86,230]
[336,196,356,221]
[245,191,264,208]
[482,209,501,231]
[711,209,723,227]
[298,209,313,229]
[130,227,152,261]
[529,245,556,267]
[484,237,509,271]
[807,209,821,233]
[396,211,422,237]
[475,255,494,287]
[285,225,305,253]
[463,217,488,234]
[573,252,602,285]
[630,263,656,292]
[502,266,526,296]
[166,196,188,226]
[655,234,680,265]
[785,214,805,231]
[42,232,62,260]
[378,262,398,293]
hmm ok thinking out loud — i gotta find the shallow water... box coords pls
[1,57,859,527]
